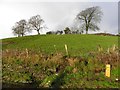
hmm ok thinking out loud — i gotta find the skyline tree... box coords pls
[76,6,103,34]
[28,15,44,35]
[12,19,31,37]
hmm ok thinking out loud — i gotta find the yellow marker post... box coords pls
[105,64,110,77]
[26,48,29,58]
[65,44,68,55]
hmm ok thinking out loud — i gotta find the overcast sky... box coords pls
[0,0,119,39]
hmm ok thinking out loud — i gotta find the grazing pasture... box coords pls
[2,34,119,88]
[2,34,118,56]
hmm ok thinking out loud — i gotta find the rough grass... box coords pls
[2,47,119,88]
[1,34,119,88]
[2,34,118,56]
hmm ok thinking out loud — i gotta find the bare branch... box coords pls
[28,15,45,35]
[76,6,103,34]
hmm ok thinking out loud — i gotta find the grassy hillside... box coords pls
[2,34,119,88]
[2,34,118,56]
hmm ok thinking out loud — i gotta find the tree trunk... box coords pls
[37,30,40,35]
[86,26,88,34]
[21,33,24,37]
[85,18,88,34]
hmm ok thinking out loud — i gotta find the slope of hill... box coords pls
[2,34,118,56]
[2,34,119,88]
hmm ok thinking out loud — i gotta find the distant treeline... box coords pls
[46,27,84,35]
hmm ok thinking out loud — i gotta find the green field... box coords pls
[2,34,118,56]
[2,34,119,88]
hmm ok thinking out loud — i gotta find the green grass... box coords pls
[2,34,119,88]
[2,34,118,56]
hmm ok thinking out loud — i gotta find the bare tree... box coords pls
[12,24,21,37]
[76,6,103,34]
[12,19,31,37]
[28,15,44,35]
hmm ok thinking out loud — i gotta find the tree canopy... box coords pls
[12,19,31,37]
[28,15,44,35]
[76,6,103,34]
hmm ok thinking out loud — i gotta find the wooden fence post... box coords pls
[65,44,68,55]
